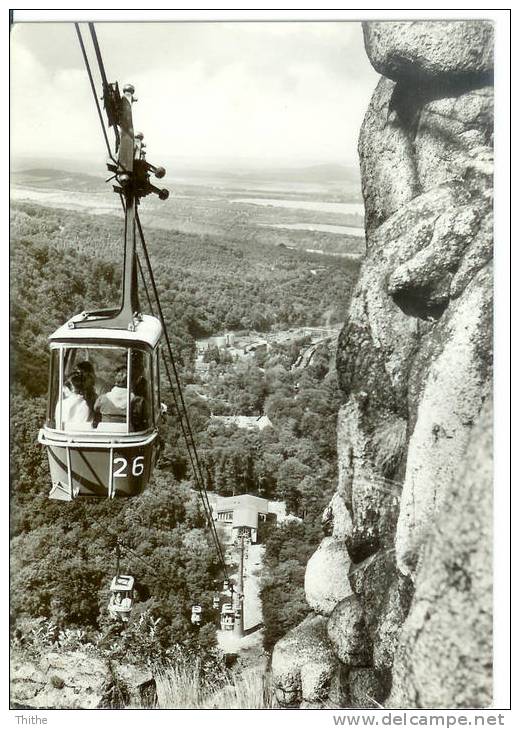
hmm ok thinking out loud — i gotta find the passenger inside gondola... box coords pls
[48,346,154,435]
[130,375,150,431]
[110,590,132,610]
[76,360,97,414]
[94,366,131,428]
[56,370,93,431]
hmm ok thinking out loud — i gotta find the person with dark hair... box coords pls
[130,374,150,431]
[93,366,132,426]
[76,360,97,415]
[56,369,92,430]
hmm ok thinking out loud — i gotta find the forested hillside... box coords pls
[10,199,359,676]
[11,201,357,396]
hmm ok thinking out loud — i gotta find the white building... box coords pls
[210,414,273,431]
[196,332,235,353]
[207,493,286,544]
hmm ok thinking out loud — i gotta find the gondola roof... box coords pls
[110,575,135,591]
[49,313,163,348]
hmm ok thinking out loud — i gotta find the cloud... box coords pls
[10,21,378,168]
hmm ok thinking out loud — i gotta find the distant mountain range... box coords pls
[11,162,363,206]
[10,168,106,193]
[250,163,360,184]
[171,162,361,184]
[11,159,360,185]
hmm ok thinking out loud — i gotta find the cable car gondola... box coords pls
[34,22,233,641]
[191,604,202,625]
[108,575,134,622]
[38,76,169,500]
[220,603,235,631]
[39,314,163,500]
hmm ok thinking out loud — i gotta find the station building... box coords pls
[207,493,286,544]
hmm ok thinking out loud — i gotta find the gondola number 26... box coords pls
[113,456,145,478]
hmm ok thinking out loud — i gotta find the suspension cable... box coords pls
[136,250,217,525]
[160,347,228,574]
[74,23,116,162]
[75,25,229,583]
[134,217,227,573]
[88,511,160,579]
[88,22,121,151]
[135,212,229,575]
[135,211,206,479]
[135,232,228,572]
[88,22,110,90]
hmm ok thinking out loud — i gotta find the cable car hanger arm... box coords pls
[73,23,168,332]
[67,23,230,582]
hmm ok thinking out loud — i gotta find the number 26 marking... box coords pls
[113,456,145,478]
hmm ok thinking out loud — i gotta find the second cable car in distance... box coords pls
[220,603,235,631]
[107,541,135,621]
[191,605,202,625]
[38,77,169,501]
[108,574,135,622]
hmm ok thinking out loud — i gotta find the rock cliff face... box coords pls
[272,20,493,709]
[10,649,156,709]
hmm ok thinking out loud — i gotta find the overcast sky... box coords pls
[10,21,378,171]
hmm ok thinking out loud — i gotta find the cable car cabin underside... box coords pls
[39,313,163,500]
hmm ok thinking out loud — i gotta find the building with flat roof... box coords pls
[196,333,235,353]
[207,493,286,543]
[210,414,273,431]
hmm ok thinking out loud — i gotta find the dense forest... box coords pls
[10,199,358,666]
[11,200,358,395]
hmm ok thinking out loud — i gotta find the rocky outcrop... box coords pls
[11,650,108,709]
[327,595,371,666]
[363,21,493,83]
[271,614,340,707]
[358,77,421,234]
[389,397,493,707]
[272,20,493,709]
[10,649,156,709]
[305,537,352,615]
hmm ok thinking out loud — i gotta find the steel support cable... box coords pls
[135,212,209,485]
[75,25,228,581]
[74,23,116,162]
[159,343,228,574]
[136,253,215,533]
[88,22,121,150]
[159,349,228,573]
[171,375,228,572]
[135,245,228,576]
[137,257,220,550]
[159,357,205,495]
[88,512,160,579]
[88,23,110,91]
[117,200,227,575]
[135,214,228,576]
[138,272,228,575]
[133,219,203,469]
